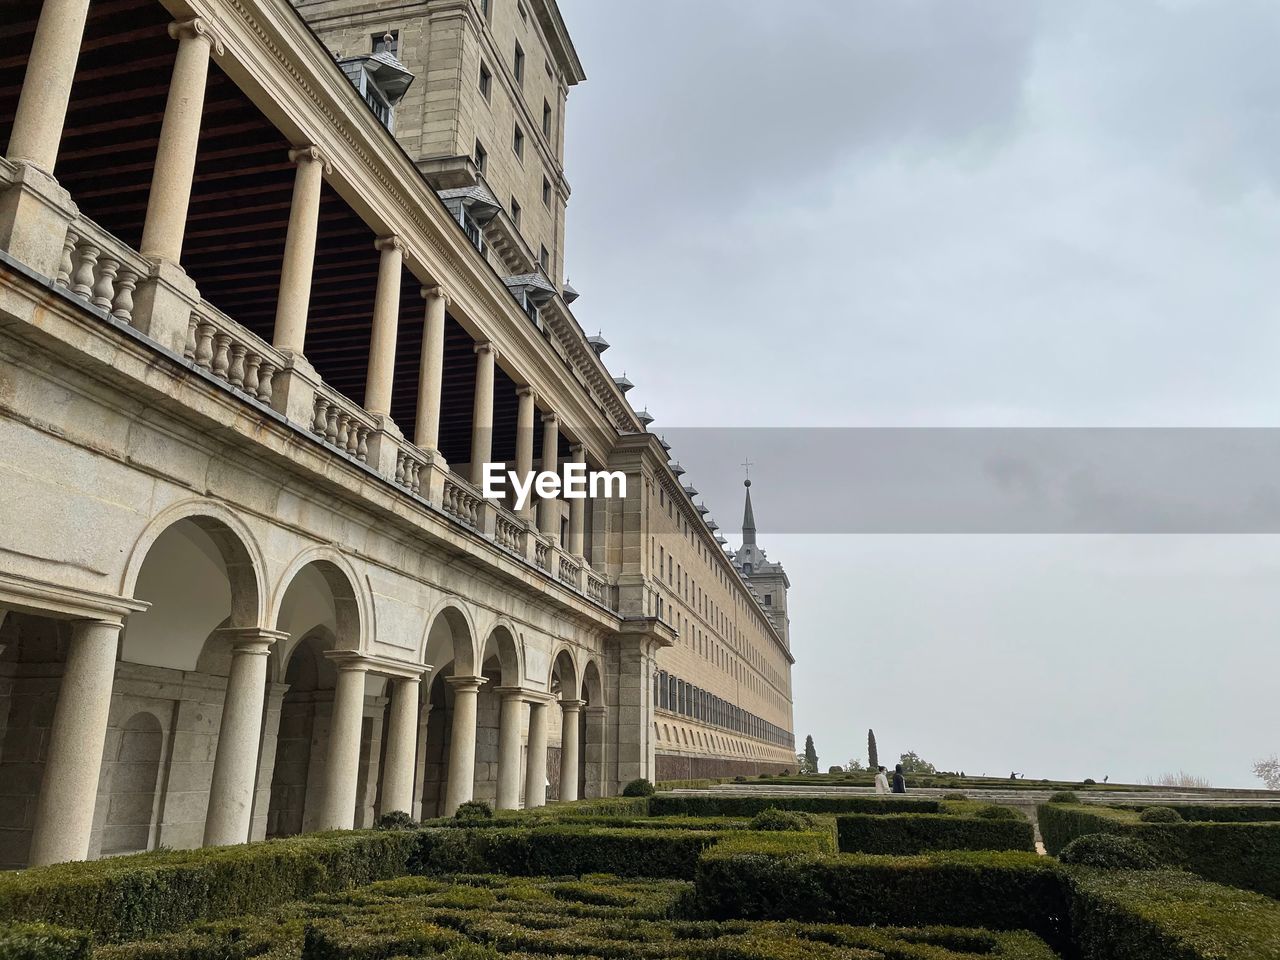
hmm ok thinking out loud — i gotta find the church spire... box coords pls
[742,479,756,546]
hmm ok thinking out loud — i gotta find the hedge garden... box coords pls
[0,791,1277,959]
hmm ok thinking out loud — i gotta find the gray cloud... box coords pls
[560,0,1280,786]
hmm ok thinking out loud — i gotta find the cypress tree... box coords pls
[803,735,818,773]
[868,729,879,771]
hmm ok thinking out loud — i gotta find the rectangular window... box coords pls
[480,0,490,19]
[541,176,551,207]
[510,196,521,227]
[539,245,549,272]
[512,124,524,159]
[474,139,487,174]
[542,100,552,137]
[371,30,398,54]
[478,62,491,100]
[514,42,525,84]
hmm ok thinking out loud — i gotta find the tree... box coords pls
[1254,755,1280,790]
[1144,771,1210,788]
[846,758,865,772]
[803,735,819,774]
[898,751,936,775]
[868,729,879,771]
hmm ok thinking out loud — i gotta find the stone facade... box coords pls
[0,0,794,870]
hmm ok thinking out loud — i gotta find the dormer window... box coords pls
[339,35,414,133]
[459,207,485,256]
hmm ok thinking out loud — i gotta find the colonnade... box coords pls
[19,604,598,866]
[3,0,591,554]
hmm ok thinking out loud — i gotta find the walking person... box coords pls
[892,763,907,794]
[874,765,890,795]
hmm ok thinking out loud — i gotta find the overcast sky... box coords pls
[558,0,1280,788]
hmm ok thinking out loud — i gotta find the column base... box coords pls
[131,259,200,355]
[0,162,78,279]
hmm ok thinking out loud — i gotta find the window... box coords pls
[510,196,521,227]
[541,176,551,207]
[513,42,525,84]
[480,0,490,19]
[478,61,491,99]
[512,124,524,159]
[518,1,528,21]
[371,30,398,54]
[539,245,549,272]
[542,100,552,137]
[474,139,487,174]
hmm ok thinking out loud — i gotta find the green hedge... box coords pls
[649,794,940,817]
[0,925,91,960]
[1067,868,1280,959]
[0,830,418,943]
[1039,803,1280,898]
[1111,803,1280,823]
[409,825,726,879]
[837,812,1034,854]
[694,841,1068,946]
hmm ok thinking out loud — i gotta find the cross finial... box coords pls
[741,458,754,484]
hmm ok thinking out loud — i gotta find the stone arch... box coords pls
[122,508,267,672]
[480,620,523,688]
[122,501,268,630]
[580,657,606,799]
[100,711,164,856]
[421,598,478,676]
[270,548,366,652]
[581,657,603,706]
[548,646,579,701]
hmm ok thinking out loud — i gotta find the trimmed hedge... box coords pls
[694,840,1068,945]
[0,925,91,960]
[0,830,418,943]
[837,812,1034,854]
[409,825,727,879]
[1067,868,1280,959]
[1112,803,1280,823]
[1039,803,1280,898]
[649,794,940,817]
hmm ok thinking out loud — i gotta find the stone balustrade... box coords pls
[585,569,607,605]
[184,302,284,406]
[393,444,426,495]
[311,383,375,462]
[494,510,522,552]
[54,216,144,325]
[442,474,483,528]
[534,538,550,572]
[558,553,579,586]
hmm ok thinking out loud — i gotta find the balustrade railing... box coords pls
[585,568,607,604]
[184,301,285,406]
[534,538,550,572]
[494,510,522,552]
[558,553,579,585]
[310,384,375,462]
[442,474,483,529]
[393,443,427,495]
[54,216,146,325]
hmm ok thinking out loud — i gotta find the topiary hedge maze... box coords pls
[1,792,1278,959]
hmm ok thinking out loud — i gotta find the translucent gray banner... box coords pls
[657,428,1280,533]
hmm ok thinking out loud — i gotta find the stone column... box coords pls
[443,676,485,815]
[29,619,121,866]
[514,386,535,518]
[272,146,329,354]
[379,676,421,817]
[5,0,92,172]
[539,413,559,538]
[203,630,282,847]
[415,286,449,451]
[317,661,367,830]
[558,699,583,802]
[568,443,586,557]
[524,697,549,808]
[494,688,524,810]
[364,236,404,418]
[469,343,496,486]
[139,19,222,264]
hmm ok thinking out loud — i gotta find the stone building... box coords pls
[0,0,795,869]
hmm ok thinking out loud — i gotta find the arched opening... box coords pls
[418,606,475,818]
[581,659,604,799]
[100,712,164,856]
[263,559,361,837]
[548,649,577,801]
[471,626,521,806]
[117,514,262,851]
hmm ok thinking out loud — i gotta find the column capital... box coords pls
[474,340,497,359]
[288,144,332,174]
[420,284,450,307]
[168,18,224,55]
[515,384,535,400]
[541,411,559,426]
[324,650,431,680]
[374,235,404,254]
[493,684,531,701]
[569,442,585,458]
[445,674,488,693]
[211,626,287,656]
[559,698,586,713]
